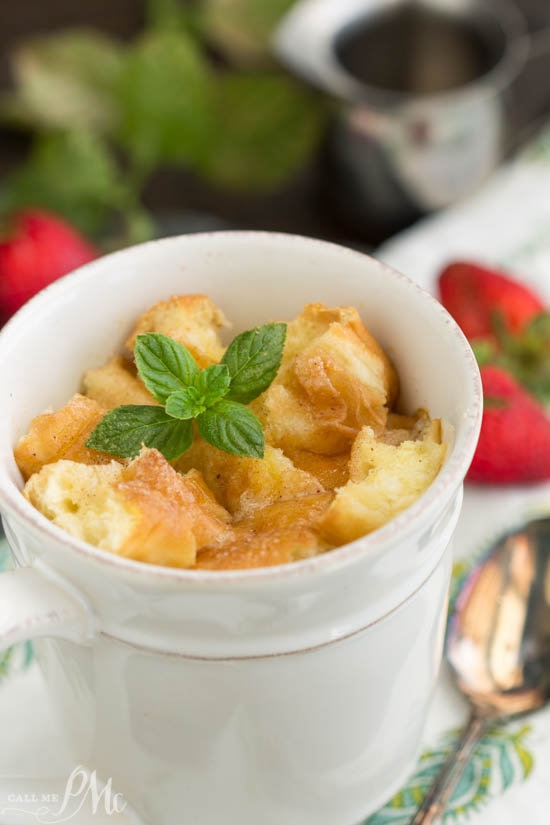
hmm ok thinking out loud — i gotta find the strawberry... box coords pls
[468,366,550,483]
[439,261,544,340]
[0,209,99,320]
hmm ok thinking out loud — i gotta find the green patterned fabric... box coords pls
[365,725,533,824]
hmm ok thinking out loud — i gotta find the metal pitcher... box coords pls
[273,0,550,237]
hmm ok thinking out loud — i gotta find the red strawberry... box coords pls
[0,209,99,320]
[439,261,544,340]
[468,366,550,483]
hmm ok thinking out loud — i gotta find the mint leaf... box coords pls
[165,386,204,420]
[86,405,193,460]
[135,333,199,403]
[222,322,286,403]
[197,400,264,458]
[88,327,281,462]
[193,364,231,405]
[166,364,231,419]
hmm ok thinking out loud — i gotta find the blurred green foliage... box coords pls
[198,72,327,190]
[201,0,297,64]
[0,0,328,247]
[3,30,125,134]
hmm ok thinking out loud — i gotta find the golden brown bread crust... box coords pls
[194,526,321,570]
[23,448,233,569]
[253,303,398,455]
[174,436,324,518]
[125,294,229,368]
[83,355,157,409]
[14,394,112,480]
[120,449,231,550]
[193,492,333,570]
[235,492,334,531]
[281,449,350,490]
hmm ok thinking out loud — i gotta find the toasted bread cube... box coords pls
[281,449,350,490]
[14,394,112,480]
[235,492,334,531]
[320,423,446,545]
[194,526,322,570]
[83,355,157,409]
[23,448,232,568]
[254,303,398,455]
[174,437,324,518]
[126,294,229,367]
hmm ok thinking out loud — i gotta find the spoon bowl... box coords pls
[412,517,550,823]
[448,517,550,716]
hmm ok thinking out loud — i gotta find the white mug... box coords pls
[0,233,481,825]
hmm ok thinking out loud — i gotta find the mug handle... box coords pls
[0,564,96,650]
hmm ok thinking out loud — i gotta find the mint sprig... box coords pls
[222,322,286,403]
[86,406,194,460]
[197,399,264,459]
[134,332,199,402]
[86,324,286,461]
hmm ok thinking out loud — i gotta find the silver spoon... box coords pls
[411,516,550,824]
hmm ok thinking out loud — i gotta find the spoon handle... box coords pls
[409,709,488,825]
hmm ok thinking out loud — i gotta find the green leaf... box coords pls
[116,30,213,171]
[165,386,204,420]
[498,741,515,790]
[512,728,535,778]
[134,333,199,403]
[1,29,124,134]
[489,311,550,406]
[166,363,231,418]
[197,399,264,458]
[484,395,508,410]
[86,405,193,460]
[222,323,286,403]
[146,0,204,38]
[201,0,295,64]
[1,129,125,238]
[198,72,328,192]
[193,364,231,406]
[119,205,157,247]
[471,337,496,367]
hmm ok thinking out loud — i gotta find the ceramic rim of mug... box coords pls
[316,0,530,107]
[0,231,483,584]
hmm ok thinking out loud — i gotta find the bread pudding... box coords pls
[15,296,447,570]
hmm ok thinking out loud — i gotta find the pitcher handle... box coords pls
[0,563,96,650]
